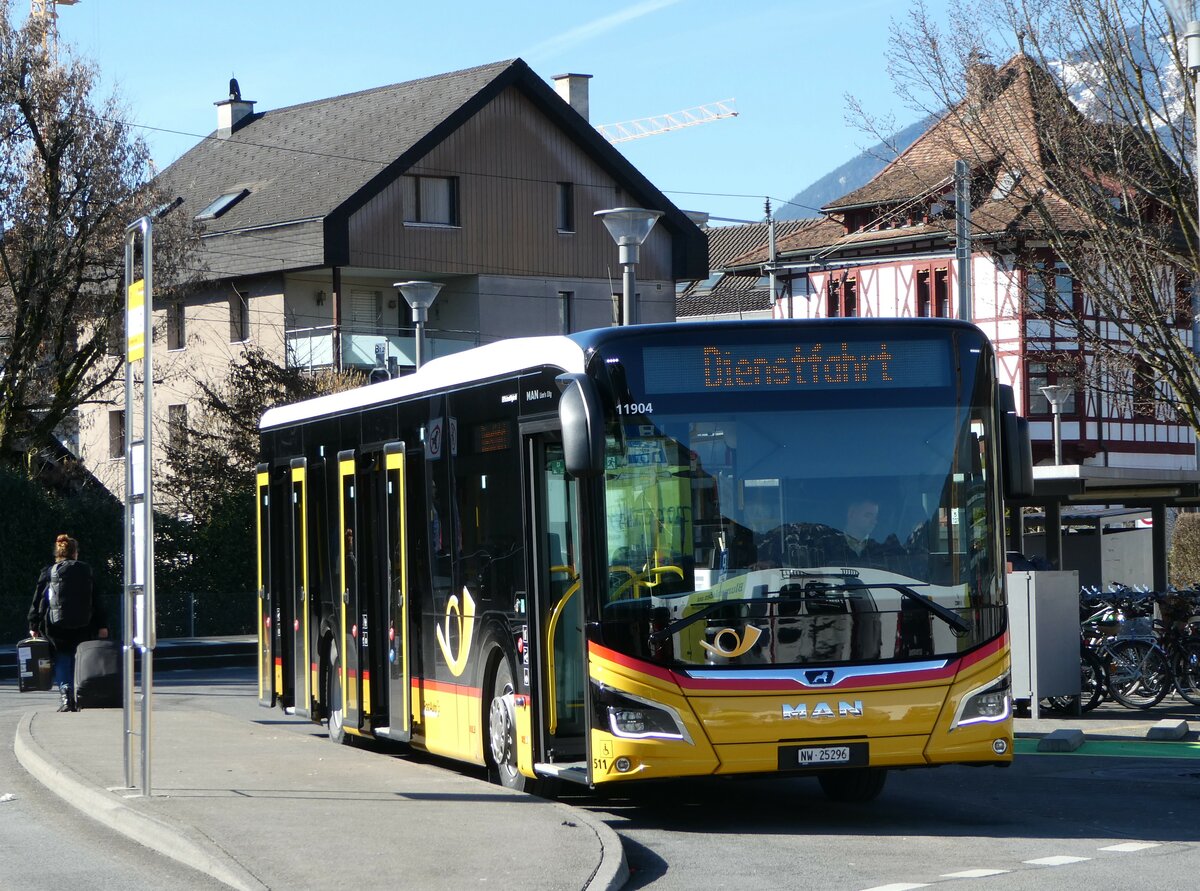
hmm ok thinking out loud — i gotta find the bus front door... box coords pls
[528,434,591,784]
[288,458,312,718]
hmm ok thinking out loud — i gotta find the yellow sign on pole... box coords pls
[127,278,145,363]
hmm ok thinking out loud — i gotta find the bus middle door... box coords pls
[337,450,366,737]
[527,431,591,785]
[288,458,312,717]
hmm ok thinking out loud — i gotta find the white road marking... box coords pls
[1099,842,1160,853]
[1024,855,1091,866]
[940,868,1010,878]
[860,884,930,891]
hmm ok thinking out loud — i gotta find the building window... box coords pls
[1132,360,1156,419]
[1174,273,1193,328]
[106,317,123,357]
[558,291,573,334]
[934,269,949,317]
[557,182,574,232]
[168,403,188,451]
[401,175,458,226]
[827,276,858,318]
[229,289,249,342]
[1026,258,1075,316]
[167,302,185,350]
[1028,360,1077,415]
[108,409,125,460]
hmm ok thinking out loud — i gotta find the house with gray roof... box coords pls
[77,58,706,498]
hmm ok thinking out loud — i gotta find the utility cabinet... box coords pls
[1007,570,1080,718]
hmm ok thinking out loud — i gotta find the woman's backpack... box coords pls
[46,560,93,629]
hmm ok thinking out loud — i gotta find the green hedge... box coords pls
[0,465,255,644]
[0,464,123,642]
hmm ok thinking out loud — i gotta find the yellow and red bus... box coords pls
[257,318,1029,800]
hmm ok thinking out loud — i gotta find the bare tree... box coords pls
[854,0,1200,432]
[162,345,364,522]
[0,0,194,464]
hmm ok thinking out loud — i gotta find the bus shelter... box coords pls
[1006,465,1200,591]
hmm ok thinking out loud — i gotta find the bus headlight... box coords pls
[951,672,1011,729]
[593,683,693,743]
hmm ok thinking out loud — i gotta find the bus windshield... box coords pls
[591,324,1004,668]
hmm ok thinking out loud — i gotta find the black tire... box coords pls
[486,653,532,792]
[817,768,887,802]
[326,640,352,745]
[1172,639,1200,707]
[1044,648,1105,713]
[1103,640,1170,710]
[1079,646,1106,712]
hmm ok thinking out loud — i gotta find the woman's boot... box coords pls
[57,683,75,712]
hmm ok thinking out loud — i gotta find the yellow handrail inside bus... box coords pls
[609,562,684,600]
[545,564,579,736]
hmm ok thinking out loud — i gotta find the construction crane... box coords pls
[597,99,737,143]
[30,0,78,58]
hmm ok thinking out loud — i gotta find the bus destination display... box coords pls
[642,339,951,394]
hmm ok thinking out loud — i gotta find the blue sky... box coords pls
[47,0,956,224]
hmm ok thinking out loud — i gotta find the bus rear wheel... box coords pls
[817,768,887,802]
[486,655,530,792]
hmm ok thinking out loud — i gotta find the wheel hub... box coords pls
[489,692,517,767]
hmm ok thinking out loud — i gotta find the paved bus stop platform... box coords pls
[12,699,626,891]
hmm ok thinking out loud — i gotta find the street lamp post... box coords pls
[1186,18,1200,468]
[594,207,663,326]
[395,280,443,370]
[1039,384,1072,465]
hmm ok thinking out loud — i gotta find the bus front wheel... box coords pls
[486,654,530,792]
[817,768,887,802]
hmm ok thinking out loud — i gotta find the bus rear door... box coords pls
[527,431,591,785]
[256,465,275,707]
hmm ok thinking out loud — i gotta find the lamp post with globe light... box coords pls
[395,281,443,370]
[594,207,662,326]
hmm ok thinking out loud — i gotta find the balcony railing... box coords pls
[285,325,480,373]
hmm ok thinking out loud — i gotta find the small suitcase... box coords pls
[73,639,121,709]
[17,637,54,693]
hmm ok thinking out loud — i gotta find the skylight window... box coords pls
[195,189,249,221]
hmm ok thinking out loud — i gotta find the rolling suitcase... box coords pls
[73,639,121,709]
[17,637,54,693]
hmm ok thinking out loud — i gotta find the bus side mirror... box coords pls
[558,374,605,478]
[998,384,1033,499]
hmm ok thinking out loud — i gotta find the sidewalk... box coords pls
[1014,695,1200,750]
[13,702,627,891]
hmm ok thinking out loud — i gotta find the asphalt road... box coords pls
[6,667,1200,891]
[0,688,226,891]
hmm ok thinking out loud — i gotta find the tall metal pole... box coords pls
[123,216,155,796]
[1187,20,1200,469]
[955,159,973,322]
[622,260,637,327]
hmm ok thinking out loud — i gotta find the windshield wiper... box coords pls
[887,583,972,634]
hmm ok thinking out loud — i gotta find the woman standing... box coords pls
[27,534,108,712]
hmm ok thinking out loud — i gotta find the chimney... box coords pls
[965,51,999,108]
[215,77,255,138]
[552,73,592,122]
